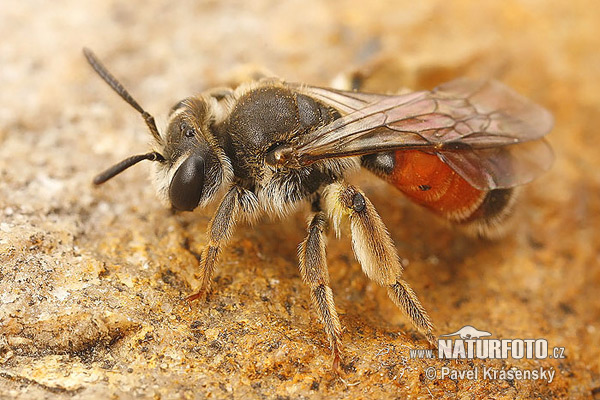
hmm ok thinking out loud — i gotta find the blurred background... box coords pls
[1,1,598,398]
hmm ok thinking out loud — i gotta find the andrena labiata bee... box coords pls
[84,48,553,373]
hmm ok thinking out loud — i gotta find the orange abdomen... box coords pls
[386,151,486,222]
[361,150,517,235]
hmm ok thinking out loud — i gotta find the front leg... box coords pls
[323,182,436,345]
[188,185,258,301]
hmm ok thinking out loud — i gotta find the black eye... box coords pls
[169,154,205,211]
[180,122,195,138]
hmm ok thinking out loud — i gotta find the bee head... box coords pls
[154,97,225,211]
[84,48,227,212]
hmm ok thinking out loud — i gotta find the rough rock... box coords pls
[1,1,598,398]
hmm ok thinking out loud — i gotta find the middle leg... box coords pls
[298,204,344,373]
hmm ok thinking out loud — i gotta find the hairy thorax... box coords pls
[214,82,358,216]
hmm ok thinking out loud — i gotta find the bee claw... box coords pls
[332,351,361,386]
[332,351,343,376]
[186,290,207,302]
[426,332,438,348]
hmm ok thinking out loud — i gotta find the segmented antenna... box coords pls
[84,48,166,184]
[83,48,163,145]
[93,152,165,185]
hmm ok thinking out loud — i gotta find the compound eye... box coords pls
[168,154,205,211]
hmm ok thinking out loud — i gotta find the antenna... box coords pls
[83,48,163,145]
[84,48,166,184]
[92,152,165,185]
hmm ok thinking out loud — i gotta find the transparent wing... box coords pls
[285,78,554,190]
[437,140,553,189]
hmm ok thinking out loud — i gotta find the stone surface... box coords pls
[1,1,599,399]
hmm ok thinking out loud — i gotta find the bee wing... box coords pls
[437,140,553,189]
[289,78,554,190]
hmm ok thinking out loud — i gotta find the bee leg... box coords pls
[187,186,257,302]
[323,182,436,345]
[298,208,344,375]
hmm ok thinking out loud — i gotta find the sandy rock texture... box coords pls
[1,1,599,398]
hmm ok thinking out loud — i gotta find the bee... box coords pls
[83,48,553,372]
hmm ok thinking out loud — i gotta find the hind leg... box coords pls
[323,181,435,344]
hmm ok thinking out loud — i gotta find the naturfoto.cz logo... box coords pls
[410,325,566,361]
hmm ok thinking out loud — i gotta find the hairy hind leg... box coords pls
[323,182,435,344]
